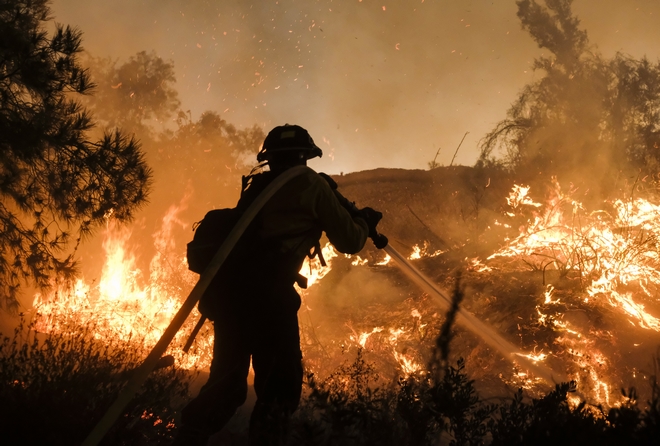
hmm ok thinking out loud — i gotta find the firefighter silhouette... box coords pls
[174,124,382,445]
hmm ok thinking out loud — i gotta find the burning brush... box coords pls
[476,177,660,406]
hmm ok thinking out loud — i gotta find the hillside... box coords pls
[332,166,514,257]
[302,165,660,406]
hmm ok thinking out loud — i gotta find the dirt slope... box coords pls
[331,166,514,257]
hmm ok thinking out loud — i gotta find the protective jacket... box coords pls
[200,166,368,318]
[250,166,368,266]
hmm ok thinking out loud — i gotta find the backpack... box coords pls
[186,169,326,319]
[186,195,267,320]
[186,171,274,276]
[186,208,242,275]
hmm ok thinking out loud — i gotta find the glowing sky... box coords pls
[51,0,660,174]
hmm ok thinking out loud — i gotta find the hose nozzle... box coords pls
[371,231,388,249]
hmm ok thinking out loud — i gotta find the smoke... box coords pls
[330,262,403,308]
[49,0,527,172]
[49,0,660,173]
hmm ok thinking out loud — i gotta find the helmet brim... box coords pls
[257,145,322,162]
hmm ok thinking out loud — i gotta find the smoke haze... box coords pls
[39,0,660,299]
[49,0,660,174]
[9,1,660,413]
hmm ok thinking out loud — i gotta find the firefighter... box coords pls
[173,124,382,445]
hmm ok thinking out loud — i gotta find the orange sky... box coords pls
[51,0,660,174]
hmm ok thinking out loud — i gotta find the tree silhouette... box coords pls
[153,111,265,210]
[83,51,180,137]
[0,0,152,310]
[83,52,263,210]
[479,0,660,180]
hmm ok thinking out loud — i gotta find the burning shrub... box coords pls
[0,315,192,445]
[488,375,660,446]
[288,274,660,445]
[3,274,660,445]
[488,383,607,445]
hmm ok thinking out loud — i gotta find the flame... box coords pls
[393,350,422,375]
[31,176,659,407]
[33,200,213,369]
[303,243,422,376]
[552,320,612,406]
[506,184,542,210]
[349,255,369,266]
[544,285,560,304]
[408,241,445,260]
[481,178,660,404]
[298,243,338,290]
[351,326,384,348]
[468,257,492,272]
[346,321,424,377]
[376,254,392,265]
[515,350,548,363]
[409,245,423,260]
[488,179,660,331]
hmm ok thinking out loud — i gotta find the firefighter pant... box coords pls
[179,285,303,444]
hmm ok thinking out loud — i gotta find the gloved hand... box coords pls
[357,207,382,236]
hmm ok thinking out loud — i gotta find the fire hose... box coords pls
[82,167,561,446]
[382,243,559,383]
[182,222,560,384]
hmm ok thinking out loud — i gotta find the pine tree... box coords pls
[0,0,152,310]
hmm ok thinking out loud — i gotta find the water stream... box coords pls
[384,244,561,385]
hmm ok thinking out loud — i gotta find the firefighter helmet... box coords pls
[257,124,322,162]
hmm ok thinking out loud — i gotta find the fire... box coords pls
[515,350,548,363]
[349,255,369,266]
[488,178,660,331]
[376,254,392,265]
[481,178,660,404]
[300,243,424,375]
[351,326,384,348]
[347,324,423,376]
[298,242,338,289]
[31,175,660,407]
[552,319,612,406]
[408,241,444,260]
[33,201,212,369]
[409,246,422,260]
[544,285,560,304]
[506,184,542,210]
[393,351,422,375]
[468,257,492,272]
[34,218,343,371]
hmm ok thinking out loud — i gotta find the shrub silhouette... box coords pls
[0,316,191,445]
